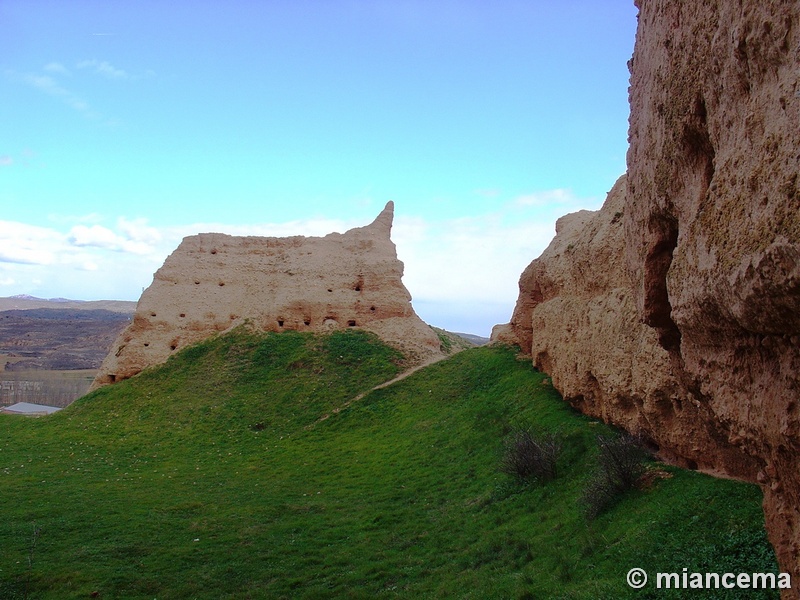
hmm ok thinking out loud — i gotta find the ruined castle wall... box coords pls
[93,202,442,388]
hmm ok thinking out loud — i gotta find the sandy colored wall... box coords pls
[496,0,799,583]
[93,202,442,389]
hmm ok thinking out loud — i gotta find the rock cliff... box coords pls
[495,0,799,582]
[92,202,442,388]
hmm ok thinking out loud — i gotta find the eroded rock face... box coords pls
[628,0,800,580]
[500,176,770,474]
[496,0,800,582]
[92,202,442,388]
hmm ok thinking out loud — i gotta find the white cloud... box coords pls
[67,221,162,256]
[0,221,62,265]
[20,73,93,115]
[394,214,554,306]
[1,217,170,271]
[77,59,129,80]
[68,224,122,250]
[117,217,163,246]
[23,73,63,94]
[10,59,140,123]
[75,59,155,81]
[164,218,358,241]
[0,218,167,301]
[388,189,606,333]
[514,188,588,208]
[44,62,71,76]
[0,149,38,169]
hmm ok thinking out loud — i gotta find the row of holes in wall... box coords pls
[148,306,377,321]
[141,342,178,351]
[185,281,366,292]
[139,312,375,351]
[276,318,358,327]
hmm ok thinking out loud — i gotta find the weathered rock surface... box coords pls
[496,0,799,583]
[92,202,442,388]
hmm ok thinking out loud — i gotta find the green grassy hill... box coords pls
[0,329,779,599]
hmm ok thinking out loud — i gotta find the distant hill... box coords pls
[0,295,136,313]
[0,307,131,372]
[453,332,490,346]
[0,304,133,406]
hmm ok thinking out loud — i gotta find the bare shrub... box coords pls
[500,428,563,484]
[597,433,649,488]
[581,433,649,520]
[581,470,622,521]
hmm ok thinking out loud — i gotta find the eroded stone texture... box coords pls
[627,0,800,582]
[92,202,442,389]
[496,0,799,583]
[499,177,768,473]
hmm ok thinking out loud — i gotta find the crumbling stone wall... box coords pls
[495,0,800,583]
[93,202,441,388]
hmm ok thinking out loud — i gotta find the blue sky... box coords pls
[1,1,638,336]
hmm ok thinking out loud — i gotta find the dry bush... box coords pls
[581,433,649,520]
[500,428,563,484]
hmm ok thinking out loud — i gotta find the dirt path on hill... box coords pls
[309,354,448,427]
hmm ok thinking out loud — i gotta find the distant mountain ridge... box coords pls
[453,332,489,346]
[0,295,137,313]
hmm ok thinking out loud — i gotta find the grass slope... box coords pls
[0,329,779,599]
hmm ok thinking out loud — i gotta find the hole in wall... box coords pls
[643,215,681,352]
[277,319,284,327]
[347,320,357,327]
